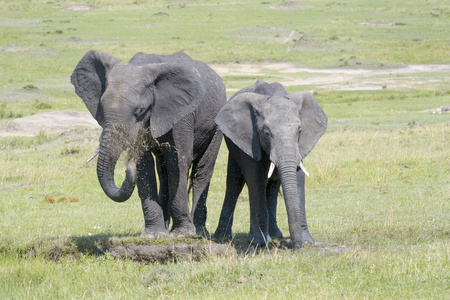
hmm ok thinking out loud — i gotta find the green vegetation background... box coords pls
[0,0,449,298]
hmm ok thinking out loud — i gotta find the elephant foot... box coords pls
[170,222,196,238]
[269,225,283,239]
[140,227,169,239]
[301,229,315,245]
[195,226,210,237]
[247,231,272,246]
[214,226,233,241]
[291,240,302,249]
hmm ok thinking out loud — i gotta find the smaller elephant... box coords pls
[214,80,327,248]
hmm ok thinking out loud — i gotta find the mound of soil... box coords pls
[22,237,235,264]
[108,241,233,264]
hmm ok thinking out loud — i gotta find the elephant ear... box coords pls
[215,92,268,161]
[290,92,328,158]
[70,50,122,127]
[143,63,206,138]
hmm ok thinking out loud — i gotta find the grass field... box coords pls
[0,0,449,298]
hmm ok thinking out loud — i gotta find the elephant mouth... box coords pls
[95,124,151,203]
[87,125,150,166]
[267,160,310,178]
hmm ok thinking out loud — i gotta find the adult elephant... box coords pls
[214,80,327,248]
[71,50,226,238]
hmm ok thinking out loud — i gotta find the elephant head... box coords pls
[71,50,205,202]
[215,91,327,247]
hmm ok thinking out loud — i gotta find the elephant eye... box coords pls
[134,108,146,121]
[263,126,271,138]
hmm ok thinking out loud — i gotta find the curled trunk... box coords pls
[96,128,137,202]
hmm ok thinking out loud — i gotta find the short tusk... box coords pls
[86,147,100,163]
[268,162,275,178]
[299,160,310,177]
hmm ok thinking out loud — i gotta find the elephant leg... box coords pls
[137,151,168,239]
[297,169,314,244]
[267,179,283,238]
[214,155,244,240]
[162,131,196,237]
[156,158,170,229]
[244,160,271,246]
[190,130,223,237]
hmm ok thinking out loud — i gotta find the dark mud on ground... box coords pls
[7,234,349,264]
[11,236,235,264]
[108,240,233,264]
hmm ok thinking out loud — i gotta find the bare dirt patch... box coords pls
[228,27,303,44]
[358,21,394,27]
[211,63,450,91]
[272,1,312,9]
[0,44,33,53]
[0,18,42,27]
[0,110,99,137]
[0,44,58,56]
[61,6,96,12]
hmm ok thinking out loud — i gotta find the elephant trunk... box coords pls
[275,145,303,248]
[97,127,137,202]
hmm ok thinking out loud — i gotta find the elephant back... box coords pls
[129,51,193,66]
[230,79,288,102]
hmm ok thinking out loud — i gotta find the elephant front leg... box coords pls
[137,151,168,239]
[156,158,170,229]
[163,146,196,238]
[297,169,314,244]
[267,179,283,238]
[245,161,272,246]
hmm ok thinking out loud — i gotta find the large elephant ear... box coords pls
[215,92,268,161]
[143,63,206,138]
[70,50,122,127]
[290,92,328,158]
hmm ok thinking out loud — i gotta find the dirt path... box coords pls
[0,110,99,137]
[211,63,450,92]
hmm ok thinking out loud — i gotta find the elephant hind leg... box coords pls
[190,130,223,236]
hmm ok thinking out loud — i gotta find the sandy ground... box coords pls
[1,63,449,137]
[0,110,99,137]
[211,63,450,92]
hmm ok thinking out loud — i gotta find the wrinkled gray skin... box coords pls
[71,50,226,238]
[214,80,327,248]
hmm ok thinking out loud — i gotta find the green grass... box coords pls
[1,0,449,298]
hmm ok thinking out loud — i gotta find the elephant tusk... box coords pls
[299,160,310,177]
[268,162,275,178]
[86,147,100,163]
